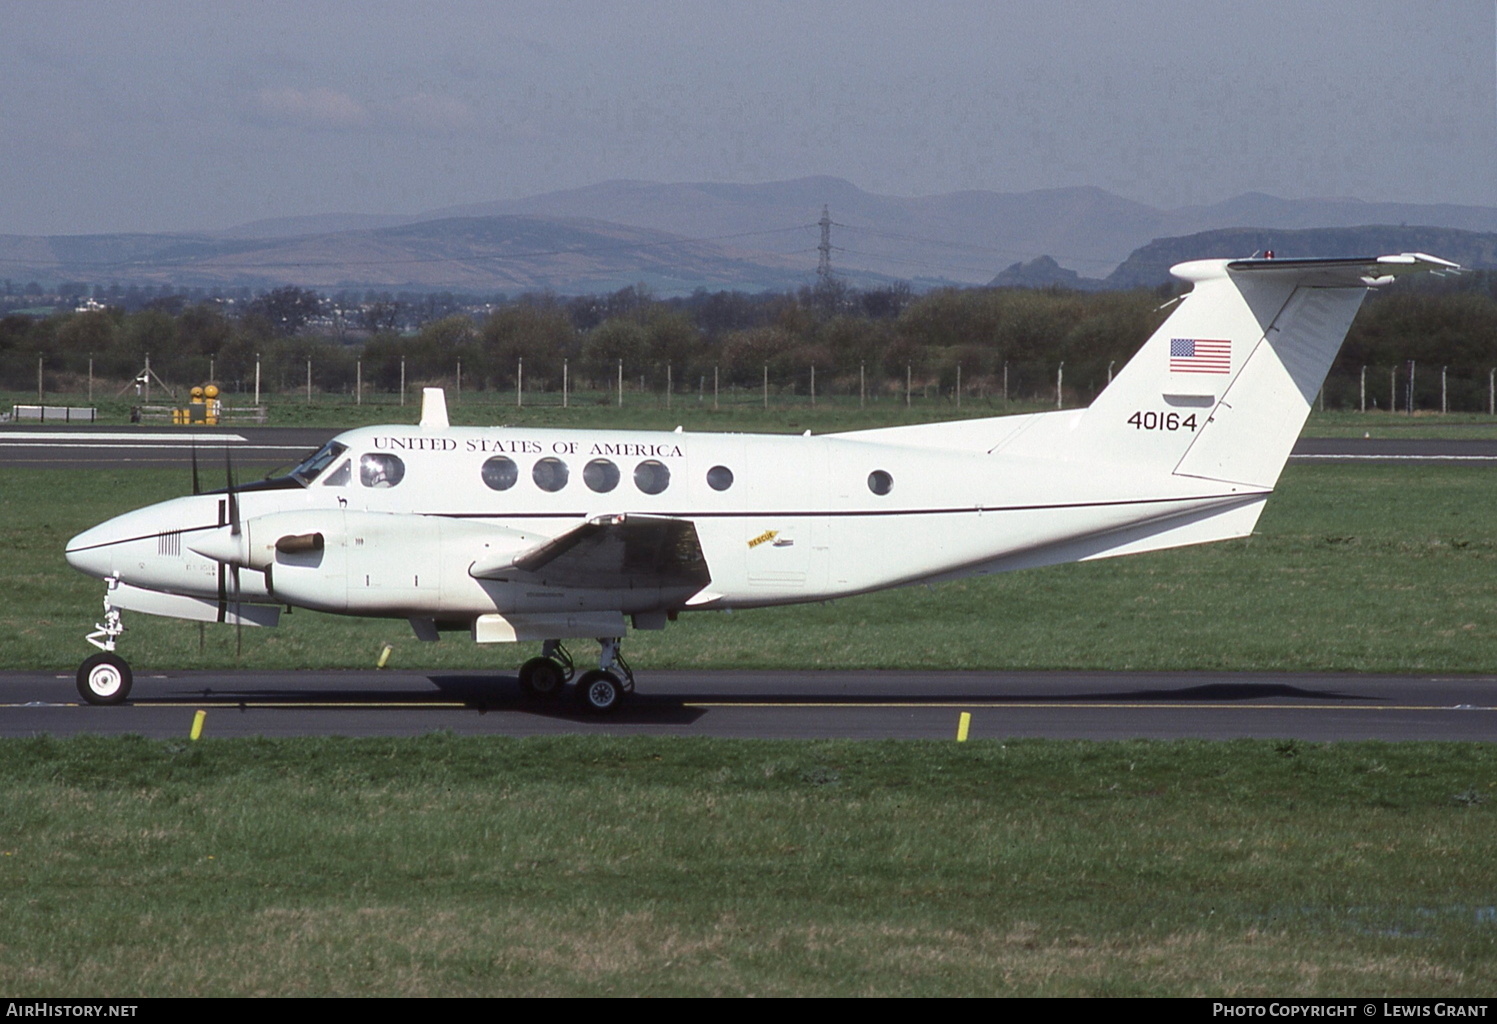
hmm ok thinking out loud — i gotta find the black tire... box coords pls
[575,669,624,715]
[77,652,132,705]
[518,657,567,699]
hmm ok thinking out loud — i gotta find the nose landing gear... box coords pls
[78,580,131,705]
[78,651,132,705]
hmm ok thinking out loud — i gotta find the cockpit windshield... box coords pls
[288,441,349,486]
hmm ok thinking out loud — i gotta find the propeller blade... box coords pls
[224,448,240,537]
[231,562,243,658]
[191,440,201,496]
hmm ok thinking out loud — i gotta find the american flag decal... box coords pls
[1170,338,1231,374]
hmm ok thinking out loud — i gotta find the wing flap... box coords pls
[470,514,711,590]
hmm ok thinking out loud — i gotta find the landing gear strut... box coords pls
[519,636,633,714]
[78,579,132,705]
[574,637,634,715]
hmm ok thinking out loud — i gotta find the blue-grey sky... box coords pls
[4,0,1494,235]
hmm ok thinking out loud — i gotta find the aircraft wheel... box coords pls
[518,657,567,700]
[575,670,624,715]
[77,652,132,706]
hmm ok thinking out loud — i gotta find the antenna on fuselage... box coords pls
[420,388,449,430]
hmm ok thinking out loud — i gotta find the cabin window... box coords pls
[867,470,893,496]
[321,459,351,487]
[533,457,570,492]
[481,456,519,491]
[584,458,620,493]
[634,459,670,495]
[360,453,405,488]
[706,465,734,491]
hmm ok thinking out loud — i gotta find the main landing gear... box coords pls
[519,637,634,715]
[78,580,132,705]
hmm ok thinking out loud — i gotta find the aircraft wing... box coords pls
[469,514,711,590]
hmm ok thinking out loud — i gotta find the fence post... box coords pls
[859,362,865,408]
[399,356,405,406]
[810,364,816,408]
[356,359,362,406]
[37,354,43,400]
[456,358,461,401]
[1003,362,1009,405]
[1490,368,1494,416]
[1360,366,1366,413]
[1390,366,1395,414]
[1056,362,1064,410]
[255,354,261,407]
[956,364,961,408]
[1442,366,1448,414]
[563,359,568,409]
[763,364,768,409]
[306,358,312,404]
[517,356,523,408]
[88,357,93,404]
[905,363,911,408]
[617,359,623,407]
[667,363,672,410]
[714,364,719,410]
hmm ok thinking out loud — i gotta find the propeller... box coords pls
[190,438,201,496]
[224,448,242,658]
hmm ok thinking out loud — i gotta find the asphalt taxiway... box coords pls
[4,669,1495,741]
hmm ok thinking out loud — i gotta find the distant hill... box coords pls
[0,216,816,295]
[424,178,1497,283]
[988,255,1106,291]
[7,177,1497,294]
[1104,226,1497,289]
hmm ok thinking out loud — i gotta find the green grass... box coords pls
[6,462,1497,674]
[0,735,1492,996]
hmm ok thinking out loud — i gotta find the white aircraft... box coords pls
[65,253,1458,711]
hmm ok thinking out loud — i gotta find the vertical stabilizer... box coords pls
[1056,254,1458,489]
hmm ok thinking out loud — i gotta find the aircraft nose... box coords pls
[65,521,121,579]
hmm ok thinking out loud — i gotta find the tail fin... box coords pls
[1045,253,1458,488]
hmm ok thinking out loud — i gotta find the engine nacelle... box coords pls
[261,511,538,615]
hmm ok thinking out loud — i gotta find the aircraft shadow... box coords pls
[140,673,709,725]
[130,677,1373,722]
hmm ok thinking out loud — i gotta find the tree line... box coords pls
[4,273,1496,410]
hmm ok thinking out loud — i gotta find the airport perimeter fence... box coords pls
[11,356,1497,423]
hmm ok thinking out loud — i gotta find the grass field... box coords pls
[1,734,1493,997]
[4,421,1496,996]
[5,461,1496,674]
